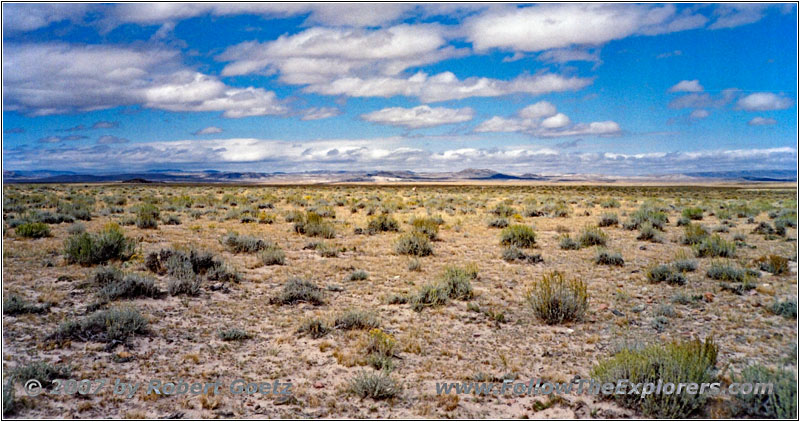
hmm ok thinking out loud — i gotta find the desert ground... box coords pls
[2,182,797,418]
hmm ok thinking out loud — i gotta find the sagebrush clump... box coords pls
[591,337,718,418]
[525,271,588,324]
[63,223,136,266]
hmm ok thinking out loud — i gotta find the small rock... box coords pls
[598,303,609,311]
[473,333,481,338]
[631,304,646,313]
[314,382,324,389]
[611,309,625,317]
[639,245,647,250]
[704,292,714,302]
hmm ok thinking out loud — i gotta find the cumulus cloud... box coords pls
[193,126,224,135]
[465,4,706,52]
[97,135,130,144]
[361,105,474,129]
[300,107,341,121]
[736,93,793,111]
[218,25,463,83]
[668,88,739,109]
[303,71,592,102]
[475,101,621,137]
[748,117,777,126]
[3,43,287,118]
[689,109,710,120]
[669,80,704,92]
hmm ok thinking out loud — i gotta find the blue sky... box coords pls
[2,3,797,175]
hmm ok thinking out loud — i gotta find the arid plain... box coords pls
[2,183,796,418]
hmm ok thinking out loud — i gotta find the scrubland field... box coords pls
[2,183,797,418]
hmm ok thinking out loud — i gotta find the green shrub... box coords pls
[395,232,433,256]
[218,328,251,341]
[706,262,757,283]
[297,318,330,339]
[681,207,704,220]
[488,217,509,228]
[51,306,147,343]
[591,337,718,418]
[222,232,270,253]
[98,272,162,301]
[334,309,379,330]
[754,255,789,275]
[500,224,537,248]
[681,223,709,245]
[348,370,401,400]
[367,214,399,234]
[770,299,797,319]
[63,224,136,266]
[693,234,736,258]
[438,264,477,300]
[732,364,797,419]
[600,198,620,208]
[294,212,336,238]
[646,264,687,285]
[3,295,47,315]
[271,278,324,305]
[259,244,286,266]
[15,222,51,238]
[135,203,159,229]
[578,225,607,247]
[559,235,580,250]
[11,361,71,388]
[502,246,543,264]
[625,206,668,230]
[525,271,588,324]
[491,203,516,217]
[167,278,202,296]
[598,213,619,227]
[410,216,440,240]
[595,249,624,266]
[348,270,368,281]
[637,222,662,243]
[673,258,698,272]
[3,378,13,416]
[410,283,449,312]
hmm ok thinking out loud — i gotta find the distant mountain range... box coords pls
[3,168,796,184]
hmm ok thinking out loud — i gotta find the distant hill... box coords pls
[3,168,796,184]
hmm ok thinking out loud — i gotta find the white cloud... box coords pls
[475,101,620,138]
[748,117,777,126]
[8,136,794,176]
[689,109,710,120]
[97,135,129,144]
[300,107,341,121]
[361,105,474,129]
[3,43,287,117]
[709,4,769,30]
[465,4,706,52]
[194,126,224,135]
[669,79,704,92]
[2,3,92,32]
[737,93,793,111]
[668,88,739,109]
[538,48,601,64]
[303,71,592,102]
[218,25,460,83]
